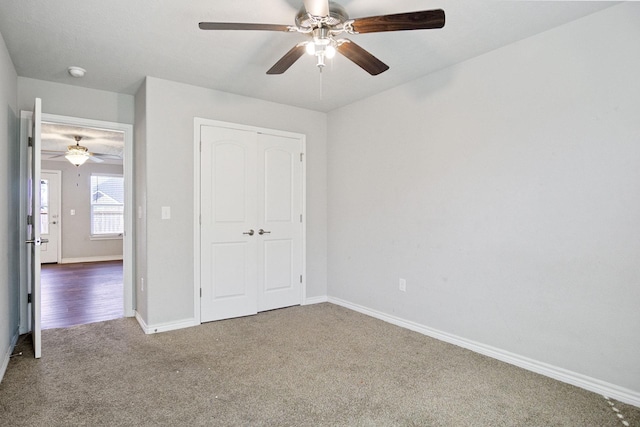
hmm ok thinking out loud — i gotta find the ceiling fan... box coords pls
[43,136,121,166]
[199,0,445,75]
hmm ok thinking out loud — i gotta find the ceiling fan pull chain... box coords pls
[318,67,323,101]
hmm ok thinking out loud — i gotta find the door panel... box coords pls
[264,149,293,222]
[263,239,293,292]
[257,133,303,312]
[201,126,258,322]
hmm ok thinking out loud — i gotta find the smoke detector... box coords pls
[68,66,86,78]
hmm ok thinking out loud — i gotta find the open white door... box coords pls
[26,98,43,358]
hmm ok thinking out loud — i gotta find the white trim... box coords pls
[193,118,307,325]
[0,327,20,383]
[135,311,199,335]
[303,295,328,305]
[192,120,201,325]
[328,297,640,408]
[61,255,123,264]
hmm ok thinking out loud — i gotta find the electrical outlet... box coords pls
[399,278,406,292]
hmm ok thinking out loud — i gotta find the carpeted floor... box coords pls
[1,303,638,426]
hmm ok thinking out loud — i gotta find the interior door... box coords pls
[257,133,303,312]
[40,171,61,264]
[26,98,43,358]
[200,126,258,322]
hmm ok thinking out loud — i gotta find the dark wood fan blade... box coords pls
[351,9,445,34]
[266,44,307,75]
[304,0,330,17]
[199,22,291,32]
[337,40,389,76]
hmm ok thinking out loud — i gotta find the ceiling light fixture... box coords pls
[304,27,339,71]
[65,136,90,166]
[68,66,86,78]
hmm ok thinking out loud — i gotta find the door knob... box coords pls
[258,229,271,235]
[243,229,255,236]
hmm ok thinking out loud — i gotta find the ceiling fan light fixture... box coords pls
[305,42,316,55]
[65,151,90,166]
[65,139,90,166]
[325,44,336,59]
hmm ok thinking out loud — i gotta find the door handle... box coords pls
[258,229,271,235]
[25,238,49,245]
[243,229,255,236]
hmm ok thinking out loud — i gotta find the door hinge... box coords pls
[299,275,303,284]
[27,215,33,225]
[300,153,304,162]
[27,293,32,303]
[200,288,202,298]
[300,214,302,223]
[28,137,33,147]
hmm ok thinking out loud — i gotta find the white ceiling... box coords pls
[41,122,124,164]
[0,0,618,112]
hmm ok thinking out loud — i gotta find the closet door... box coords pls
[200,125,304,323]
[257,133,303,312]
[200,126,258,322]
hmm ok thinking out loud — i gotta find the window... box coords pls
[91,174,124,236]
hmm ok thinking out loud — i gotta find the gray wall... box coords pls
[136,77,328,327]
[0,31,19,380]
[41,160,124,261]
[327,4,640,394]
[17,77,134,125]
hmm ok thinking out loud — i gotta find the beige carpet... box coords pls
[1,303,638,426]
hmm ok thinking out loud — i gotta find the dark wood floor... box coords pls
[41,261,124,330]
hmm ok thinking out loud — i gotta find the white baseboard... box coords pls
[135,311,199,335]
[61,255,123,264]
[328,297,640,408]
[0,327,20,383]
[303,295,328,305]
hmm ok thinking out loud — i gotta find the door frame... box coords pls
[41,169,62,264]
[19,112,135,333]
[193,118,307,324]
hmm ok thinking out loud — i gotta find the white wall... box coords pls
[327,3,640,399]
[0,30,19,381]
[41,160,124,261]
[137,77,327,328]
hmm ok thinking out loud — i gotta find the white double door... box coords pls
[200,125,304,323]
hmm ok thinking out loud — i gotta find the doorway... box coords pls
[40,122,128,329]
[19,111,134,337]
